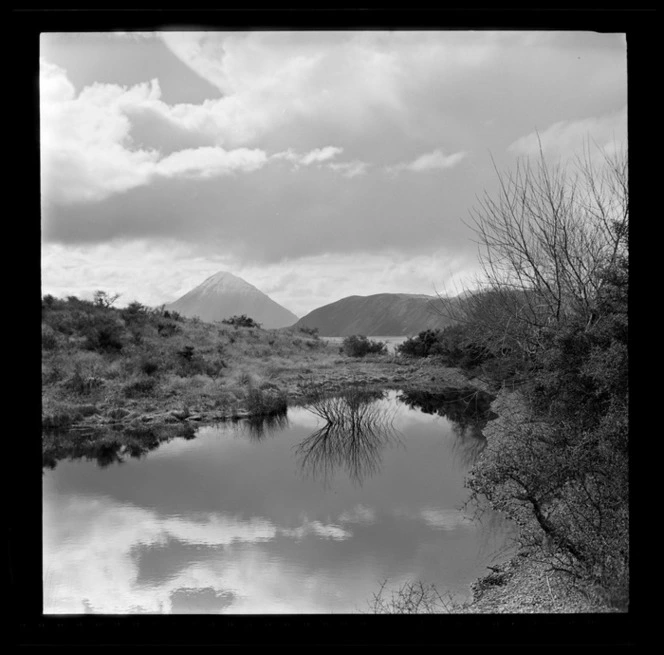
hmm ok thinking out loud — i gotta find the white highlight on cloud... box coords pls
[507,106,627,160]
[155,146,268,179]
[40,60,161,203]
[328,160,370,178]
[271,146,345,168]
[387,149,467,175]
[159,31,408,145]
[300,146,343,165]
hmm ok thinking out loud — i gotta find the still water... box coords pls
[43,390,515,614]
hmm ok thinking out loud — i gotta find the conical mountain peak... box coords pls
[167,271,298,329]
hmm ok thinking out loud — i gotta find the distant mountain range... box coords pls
[166,271,298,329]
[293,293,457,336]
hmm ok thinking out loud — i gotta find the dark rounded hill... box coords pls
[293,293,456,337]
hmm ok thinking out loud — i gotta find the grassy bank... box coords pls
[42,295,478,433]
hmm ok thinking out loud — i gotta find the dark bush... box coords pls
[157,321,180,337]
[83,315,125,352]
[122,375,157,398]
[177,345,195,361]
[341,335,387,357]
[42,324,59,350]
[397,329,443,358]
[299,325,320,338]
[120,301,148,325]
[139,357,160,376]
[246,386,288,417]
[65,369,104,396]
[222,314,262,329]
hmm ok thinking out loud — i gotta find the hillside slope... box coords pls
[293,293,455,336]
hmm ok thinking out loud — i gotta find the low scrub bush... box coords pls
[246,385,288,417]
[139,356,160,376]
[397,325,491,370]
[222,314,262,329]
[83,315,125,353]
[65,369,104,396]
[122,375,158,398]
[341,335,387,358]
[157,321,180,337]
[42,324,60,350]
[299,325,320,338]
[397,329,444,358]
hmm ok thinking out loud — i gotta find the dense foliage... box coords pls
[397,325,492,369]
[445,147,629,609]
[221,314,262,328]
[340,335,388,357]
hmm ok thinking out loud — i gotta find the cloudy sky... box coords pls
[40,30,627,317]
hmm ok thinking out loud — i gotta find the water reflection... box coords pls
[42,413,291,469]
[42,422,199,470]
[398,388,497,427]
[43,389,517,614]
[239,413,290,441]
[295,389,402,486]
[398,389,496,468]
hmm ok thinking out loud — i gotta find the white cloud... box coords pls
[271,146,344,168]
[155,146,268,178]
[158,31,407,146]
[387,149,467,175]
[407,149,467,172]
[507,106,627,160]
[39,59,75,104]
[328,160,370,178]
[299,146,343,165]
[39,61,346,204]
[40,59,161,204]
[40,31,627,299]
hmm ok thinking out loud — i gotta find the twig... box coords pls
[545,573,556,604]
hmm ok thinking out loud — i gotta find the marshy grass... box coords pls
[245,384,288,417]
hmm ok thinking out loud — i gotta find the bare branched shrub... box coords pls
[366,580,454,614]
[440,142,628,364]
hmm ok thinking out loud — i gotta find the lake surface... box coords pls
[43,390,516,614]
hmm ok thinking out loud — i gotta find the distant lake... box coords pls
[321,335,410,353]
[43,390,515,614]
